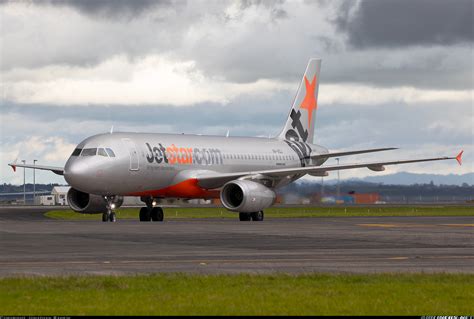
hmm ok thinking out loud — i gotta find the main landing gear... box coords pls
[239,211,264,222]
[139,197,164,222]
[102,196,117,223]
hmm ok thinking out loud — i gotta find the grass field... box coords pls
[45,205,474,220]
[0,273,472,315]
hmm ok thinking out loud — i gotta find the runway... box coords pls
[0,206,472,276]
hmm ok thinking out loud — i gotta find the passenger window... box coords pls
[81,148,97,156]
[98,148,108,157]
[71,148,82,156]
[106,148,116,157]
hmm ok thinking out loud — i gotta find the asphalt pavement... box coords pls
[0,206,472,276]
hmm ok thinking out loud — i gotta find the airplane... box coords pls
[9,58,463,222]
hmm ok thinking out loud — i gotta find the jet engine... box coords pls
[67,188,123,214]
[220,180,276,213]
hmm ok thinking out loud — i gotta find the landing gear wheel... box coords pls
[239,213,251,221]
[251,211,264,221]
[151,207,164,222]
[139,207,151,222]
[103,195,119,223]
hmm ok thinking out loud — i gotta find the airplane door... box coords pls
[122,138,139,171]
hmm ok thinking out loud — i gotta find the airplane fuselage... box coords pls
[64,132,329,197]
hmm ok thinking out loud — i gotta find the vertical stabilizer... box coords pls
[277,58,321,144]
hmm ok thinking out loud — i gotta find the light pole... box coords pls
[22,160,26,205]
[336,158,340,198]
[33,159,37,205]
[321,176,324,196]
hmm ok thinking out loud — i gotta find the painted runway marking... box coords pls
[358,223,474,228]
[1,255,473,266]
[439,224,474,227]
[358,224,398,228]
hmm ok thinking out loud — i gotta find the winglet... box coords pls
[9,158,18,172]
[455,150,463,166]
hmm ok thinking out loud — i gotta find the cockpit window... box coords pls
[71,148,82,156]
[106,148,116,157]
[81,148,97,156]
[98,148,108,157]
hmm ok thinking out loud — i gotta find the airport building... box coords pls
[36,186,70,206]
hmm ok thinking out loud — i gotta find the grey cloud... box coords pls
[0,95,289,141]
[316,101,473,149]
[0,0,176,20]
[59,0,170,19]
[237,0,288,20]
[2,97,471,149]
[1,0,472,91]
[336,0,474,48]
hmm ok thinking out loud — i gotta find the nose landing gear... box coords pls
[102,195,118,222]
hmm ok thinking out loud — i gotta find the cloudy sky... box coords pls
[0,0,472,185]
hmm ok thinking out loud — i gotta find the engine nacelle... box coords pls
[67,188,123,214]
[220,180,276,213]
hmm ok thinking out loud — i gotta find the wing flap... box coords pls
[311,147,397,160]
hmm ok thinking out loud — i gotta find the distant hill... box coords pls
[348,172,473,186]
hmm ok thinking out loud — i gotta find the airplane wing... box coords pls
[311,147,397,160]
[8,162,64,175]
[197,150,463,189]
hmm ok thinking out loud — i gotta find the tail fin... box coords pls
[277,58,321,144]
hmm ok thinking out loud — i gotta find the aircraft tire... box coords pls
[102,213,108,222]
[239,213,251,221]
[139,207,151,222]
[151,207,164,222]
[109,212,116,222]
[251,211,264,221]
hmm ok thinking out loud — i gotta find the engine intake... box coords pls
[220,180,276,213]
[67,188,123,214]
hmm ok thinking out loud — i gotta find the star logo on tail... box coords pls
[300,75,317,127]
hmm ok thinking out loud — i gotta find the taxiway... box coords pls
[0,206,472,276]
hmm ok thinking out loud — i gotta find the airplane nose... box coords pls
[64,160,90,190]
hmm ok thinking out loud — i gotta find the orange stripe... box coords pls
[127,178,219,199]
